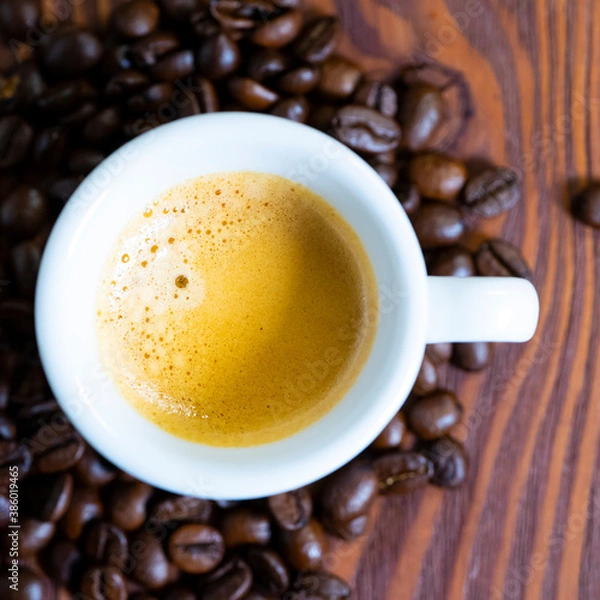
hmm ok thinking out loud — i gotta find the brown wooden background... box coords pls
[37,0,600,598]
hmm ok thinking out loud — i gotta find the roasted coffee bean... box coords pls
[30,422,84,473]
[7,62,46,111]
[475,238,533,281]
[372,412,406,449]
[196,33,241,80]
[453,342,491,371]
[0,441,32,486]
[60,485,103,540]
[190,8,221,39]
[107,480,153,531]
[318,56,362,99]
[128,82,176,113]
[373,451,433,494]
[425,342,453,364]
[201,556,253,600]
[407,391,462,440]
[411,202,466,248]
[354,80,398,118]
[84,521,128,570]
[398,84,444,151]
[42,29,103,77]
[320,462,377,539]
[462,167,520,217]
[0,115,33,169]
[428,246,475,277]
[412,354,437,396]
[130,530,171,589]
[267,488,312,531]
[3,568,54,600]
[11,235,43,296]
[293,571,351,599]
[67,148,105,175]
[395,181,420,215]
[113,0,160,39]
[371,162,398,188]
[0,185,47,239]
[105,69,150,97]
[48,176,84,204]
[35,79,96,115]
[17,517,55,555]
[208,0,273,33]
[308,103,336,131]
[409,152,466,201]
[333,105,401,154]
[420,436,467,488]
[251,10,303,47]
[83,107,122,144]
[129,32,180,68]
[160,0,198,21]
[31,127,68,169]
[276,66,320,95]
[168,524,225,574]
[246,49,292,81]
[221,508,271,547]
[58,101,98,126]
[246,547,290,595]
[22,473,73,522]
[0,415,15,440]
[294,16,340,63]
[41,539,82,585]
[186,76,220,113]
[279,518,328,571]
[0,0,40,41]
[150,494,214,523]
[162,587,197,600]
[81,566,127,600]
[228,78,279,110]
[270,96,309,122]
[150,49,195,81]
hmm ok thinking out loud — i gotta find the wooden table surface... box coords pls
[38,0,599,598]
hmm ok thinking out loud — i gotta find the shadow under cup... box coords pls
[35,113,427,500]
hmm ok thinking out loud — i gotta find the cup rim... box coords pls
[35,113,428,499]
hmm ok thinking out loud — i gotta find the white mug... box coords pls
[35,113,539,500]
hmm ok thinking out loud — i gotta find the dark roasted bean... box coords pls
[162,587,197,600]
[128,83,176,113]
[279,519,328,571]
[67,148,105,175]
[372,412,406,449]
[270,96,309,122]
[246,547,290,595]
[395,181,421,215]
[48,176,84,204]
[373,451,434,494]
[16,517,55,556]
[150,494,214,523]
[83,107,122,144]
[42,29,103,77]
[60,485,103,540]
[5,568,55,600]
[409,152,466,201]
[412,354,437,396]
[0,442,32,487]
[294,16,340,63]
[411,202,466,248]
[0,415,15,440]
[130,32,180,68]
[168,524,225,574]
[267,488,312,531]
[35,79,96,115]
[399,84,444,151]
[275,66,319,95]
[113,0,160,39]
[84,521,128,570]
[186,76,220,113]
[475,238,533,281]
[0,0,41,41]
[0,115,33,169]
[425,342,453,364]
[320,462,377,539]
[22,473,73,522]
[228,78,279,110]
[354,80,398,117]
[150,50,195,81]
[130,530,171,589]
[41,539,82,585]
[371,162,398,188]
[428,246,475,277]
[453,342,491,371]
[318,56,362,99]
[407,391,462,440]
[11,235,43,296]
[251,10,303,47]
[308,103,336,131]
[31,127,68,169]
[221,508,271,547]
[105,69,150,97]
[420,436,467,488]
[201,556,253,600]
[332,105,401,154]
[293,571,351,598]
[462,167,520,217]
[195,33,241,80]
[0,185,47,238]
[246,49,292,81]
[160,0,198,21]
[107,480,153,531]
[81,566,127,600]
[30,422,84,473]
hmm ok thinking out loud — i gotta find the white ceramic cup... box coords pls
[35,113,539,500]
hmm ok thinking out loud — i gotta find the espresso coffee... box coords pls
[96,172,378,446]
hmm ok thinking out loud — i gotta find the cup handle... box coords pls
[425,276,540,343]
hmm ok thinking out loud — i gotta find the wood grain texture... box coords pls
[51,0,600,598]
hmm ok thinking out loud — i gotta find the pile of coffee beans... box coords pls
[0,0,535,598]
